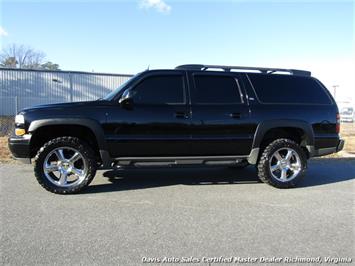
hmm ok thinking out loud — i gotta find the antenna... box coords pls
[147,64,150,70]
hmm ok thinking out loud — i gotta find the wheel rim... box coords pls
[269,147,302,182]
[43,147,87,188]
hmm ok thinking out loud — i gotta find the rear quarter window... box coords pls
[248,74,332,104]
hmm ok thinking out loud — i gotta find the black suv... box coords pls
[9,64,344,194]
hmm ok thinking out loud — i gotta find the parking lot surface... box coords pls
[1,158,354,265]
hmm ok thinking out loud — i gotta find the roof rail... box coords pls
[175,64,311,77]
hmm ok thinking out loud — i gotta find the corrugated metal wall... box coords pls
[0,68,133,115]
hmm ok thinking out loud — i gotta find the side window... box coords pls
[132,75,185,104]
[192,75,242,104]
[248,74,332,104]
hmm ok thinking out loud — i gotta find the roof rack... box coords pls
[175,64,311,77]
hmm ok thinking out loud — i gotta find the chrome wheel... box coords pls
[269,147,302,182]
[43,147,87,187]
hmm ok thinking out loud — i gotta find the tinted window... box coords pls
[132,75,184,104]
[193,75,242,104]
[248,74,331,104]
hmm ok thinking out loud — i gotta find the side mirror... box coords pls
[119,90,134,108]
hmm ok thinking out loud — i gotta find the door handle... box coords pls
[229,112,241,119]
[175,112,189,119]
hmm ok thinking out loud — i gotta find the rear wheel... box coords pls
[34,137,97,194]
[257,138,307,188]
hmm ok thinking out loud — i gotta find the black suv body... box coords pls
[9,64,344,193]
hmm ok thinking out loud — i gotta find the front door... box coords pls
[188,72,254,156]
[105,71,191,157]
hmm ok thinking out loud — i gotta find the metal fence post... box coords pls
[15,96,18,114]
[69,72,73,102]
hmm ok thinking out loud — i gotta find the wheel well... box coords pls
[260,127,309,157]
[30,125,101,160]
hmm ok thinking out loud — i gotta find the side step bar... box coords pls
[113,155,248,167]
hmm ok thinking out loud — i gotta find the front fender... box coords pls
[28,118,111,167]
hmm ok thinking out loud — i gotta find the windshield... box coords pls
[103,73,142,100]
[340,107,354,115]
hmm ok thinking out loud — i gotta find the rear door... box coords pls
[188,72,254,156]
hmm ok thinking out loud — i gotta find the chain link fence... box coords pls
[1,96,67,136]
[0,116,14,137]
[0,97,16,136]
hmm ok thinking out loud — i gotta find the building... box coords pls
[0,68,133,116]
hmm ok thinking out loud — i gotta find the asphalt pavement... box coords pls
[0,158,354,265]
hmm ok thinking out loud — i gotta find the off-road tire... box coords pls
[34,137,97,194]
[257,138,307,188]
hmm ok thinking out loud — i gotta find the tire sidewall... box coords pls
[259,139,307,188]
[34,137,96,194]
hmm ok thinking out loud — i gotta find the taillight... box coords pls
[336,113,340,134]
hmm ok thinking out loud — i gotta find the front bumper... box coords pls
[8,134,32,164]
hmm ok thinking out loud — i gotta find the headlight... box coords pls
[15,114,25,124]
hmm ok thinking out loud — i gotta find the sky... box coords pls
[0,0,354,102]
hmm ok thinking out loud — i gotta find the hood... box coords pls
[20,100,101,114]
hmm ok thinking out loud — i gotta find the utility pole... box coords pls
[332,85,339,100]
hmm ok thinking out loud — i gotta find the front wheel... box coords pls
[34,137,97,194]
[257,139,307,188]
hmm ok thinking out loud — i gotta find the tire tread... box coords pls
[257,138,307,188]
[34,136,97,194]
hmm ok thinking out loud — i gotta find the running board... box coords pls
[113,155,247,167]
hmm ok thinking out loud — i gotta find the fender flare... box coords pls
[252,119,315,149]
[28,118,111,166]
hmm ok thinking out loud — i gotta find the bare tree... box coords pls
[0,44,59,70]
